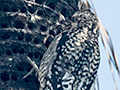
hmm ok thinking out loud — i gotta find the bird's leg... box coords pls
[22,57,39,79]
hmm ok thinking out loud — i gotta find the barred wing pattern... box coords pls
[38,10,100,90]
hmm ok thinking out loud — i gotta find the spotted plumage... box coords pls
[38,9,100,90]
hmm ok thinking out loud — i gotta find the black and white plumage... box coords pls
[38,9,100,90]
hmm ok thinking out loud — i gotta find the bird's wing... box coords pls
[38,30,69,89]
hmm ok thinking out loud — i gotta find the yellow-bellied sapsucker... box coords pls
[38,2,100,90]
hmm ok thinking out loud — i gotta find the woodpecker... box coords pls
[38,8,100,90]
[25,1,100,90]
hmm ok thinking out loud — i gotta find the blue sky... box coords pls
[92,0,120,90]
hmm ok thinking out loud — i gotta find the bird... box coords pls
[25,1,100,90]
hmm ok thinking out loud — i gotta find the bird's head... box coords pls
[70,0,99,36]
[71,10,99,36]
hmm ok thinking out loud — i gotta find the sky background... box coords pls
[91,0,120,90]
